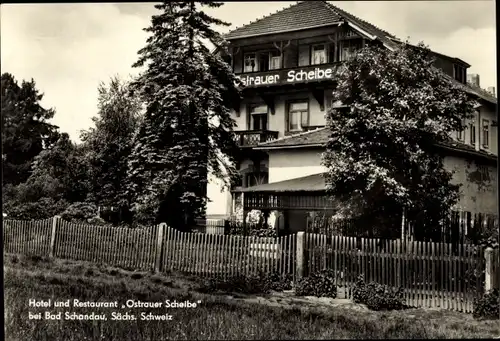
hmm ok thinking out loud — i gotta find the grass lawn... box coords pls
[4,254,499,341]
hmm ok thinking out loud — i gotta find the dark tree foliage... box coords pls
[322,42,476,238]
[80,76,142,223]
[126,1,241,229]
[3,133,89,219]
[1,73,60,186]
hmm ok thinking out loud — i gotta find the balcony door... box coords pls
[250,104,268,131]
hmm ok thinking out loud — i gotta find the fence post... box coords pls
[484,247,494,292]
[49,215,60,258]
[296,231,306,279]
[155,223,166,273]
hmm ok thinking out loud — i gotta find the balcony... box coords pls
[235,63,341,89]
[234,130,279,148]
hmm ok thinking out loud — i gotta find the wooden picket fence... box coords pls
[304,233,491,313]
[3,217,159,271]
[3,216,498,314]
[2,217,297,279]
[160,225,296,279]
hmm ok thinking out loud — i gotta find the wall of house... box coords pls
[206,174,232,217]
[208,149,498,218]
[443,155,497,214]
[268,149,326,183]
[479,105,497,155]
[451,103,497,156]
[232,90,331,136]
[267,148,498,215]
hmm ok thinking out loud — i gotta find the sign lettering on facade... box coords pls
[236,65,338,88]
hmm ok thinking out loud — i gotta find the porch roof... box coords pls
[241,173,327,193]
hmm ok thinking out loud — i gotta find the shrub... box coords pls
[60,202,99,223]
[262,272,293,292]
[200,272,293,295]
[295,269,337,298]
[352,275,407,311]
[200,274,268,295]
[226,219,277,237]
[473,289,499,320]
[3,197,69,220]
[86,216,108,226]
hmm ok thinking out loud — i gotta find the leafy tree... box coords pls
[126,1,241,229]
[1,73,60,186]
[80,76,142,222]
[30,133,91,202]
[322,42,476,239]
[3,133,90,219]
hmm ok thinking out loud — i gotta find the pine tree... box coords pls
[126,1,241,229]
[1,73,60,186]
[322,42,476,238]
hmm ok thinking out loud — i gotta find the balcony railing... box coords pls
[234,130,279,147]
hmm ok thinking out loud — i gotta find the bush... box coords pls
[226,220,277,237]
[3,197,69,220]
[295,269,337,298]
[86,216,108,226]
[352,275,407,311]
[473,289,499,320]
[60,202,99,223]
[200,272,293,295]
[263,272,293,292]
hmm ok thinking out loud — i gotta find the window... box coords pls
[454,64,466,84]
[258,52,269,72]
[456,119,465,141]
[269,50,281,70]
[482,119,489,148]
[245,51,282,72]
[244,53,257,72]
[340,41,362,61]
[288,101,309,131]
[250,104,268,131]
[469,121,476,145]
[311,44,327,65]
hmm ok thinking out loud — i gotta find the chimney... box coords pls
[467,73,480,87]
[487,86,496,97]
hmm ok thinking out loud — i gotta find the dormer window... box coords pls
[453,64,467,84]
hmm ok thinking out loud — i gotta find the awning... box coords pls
[241,173,327,193]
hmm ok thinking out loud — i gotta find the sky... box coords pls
[1,1,496,142]
[1,1,497,214]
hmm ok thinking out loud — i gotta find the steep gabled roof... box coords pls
[225,1,496,105]
[225,1,398,45]
[225,1,344,40]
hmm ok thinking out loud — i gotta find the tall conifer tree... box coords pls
[127,1,241,228]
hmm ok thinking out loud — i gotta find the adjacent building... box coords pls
[206,1,498,233]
